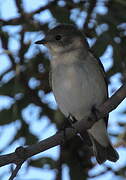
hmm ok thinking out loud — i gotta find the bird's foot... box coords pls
[67,114,84,142]
[61,114,75,144]
[58,114,85,144]
[58,114,78,144]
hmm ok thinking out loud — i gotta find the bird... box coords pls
[35,24,119,164]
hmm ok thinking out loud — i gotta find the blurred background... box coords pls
[0,0,126,179]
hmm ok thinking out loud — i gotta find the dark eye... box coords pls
[55,35,62,41]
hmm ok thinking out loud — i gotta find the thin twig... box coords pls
[9,162,24,180]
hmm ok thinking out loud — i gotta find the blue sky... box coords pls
[0,0,126,180]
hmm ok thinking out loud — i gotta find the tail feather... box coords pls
[91,136,119,164]
[106,144,119,162]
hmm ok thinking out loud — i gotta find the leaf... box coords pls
[91,32,111,57]
[14,120,38,144]
[0,105,19,125]
[0,77,25,96]
[30,157,57,169]
[50,6,72,24]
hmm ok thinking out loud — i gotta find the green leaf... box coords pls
[50,6,72,23]
[0,105,19,125]
[14,120,38,144]
[91,32,111,57]
[0,77,25,96]
[30,157,56,169]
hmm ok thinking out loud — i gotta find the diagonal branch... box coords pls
[0,83,125,179]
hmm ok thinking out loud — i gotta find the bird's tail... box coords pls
[90,135,119,164]
[88,118,119,164]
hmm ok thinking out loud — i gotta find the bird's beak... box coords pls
[35,38,47,45]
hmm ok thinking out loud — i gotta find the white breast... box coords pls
[51,58,107,121]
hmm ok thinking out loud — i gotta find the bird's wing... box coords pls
[97,58,108,91]
[88,48,109,126]
[93,53,109,127]
[98,59,109,127]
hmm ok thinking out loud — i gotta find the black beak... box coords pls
[35,39,47,45]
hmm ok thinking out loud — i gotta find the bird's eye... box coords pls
[55,35,62,41]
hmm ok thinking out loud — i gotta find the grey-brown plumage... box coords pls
[35,24,119,164]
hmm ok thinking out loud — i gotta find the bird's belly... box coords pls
[53,82,92,119]
[52,64,106,120]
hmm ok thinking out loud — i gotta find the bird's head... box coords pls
[35,24,89,56]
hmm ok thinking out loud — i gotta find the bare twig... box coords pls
[9,162,23,180]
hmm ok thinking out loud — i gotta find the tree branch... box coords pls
[9,162,23,180]
[0,83,125,179]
